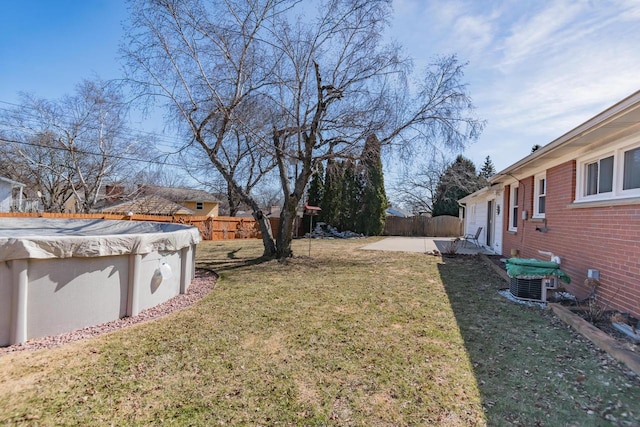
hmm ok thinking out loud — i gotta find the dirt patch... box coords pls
[485,254,507,271]
[558,305,640,353]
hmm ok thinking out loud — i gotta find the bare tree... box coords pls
[1,131,77,212]
[123,0,483,257]
[183,124,278,217]
[0,79,150,212]
[392,153,451,215]
[137,164,188,188]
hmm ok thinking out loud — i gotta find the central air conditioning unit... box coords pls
[509,276,547,302]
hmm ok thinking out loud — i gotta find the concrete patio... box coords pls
[360,236,494,255]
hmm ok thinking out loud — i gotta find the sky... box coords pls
[390,0,640,172]
[2,0,640,178]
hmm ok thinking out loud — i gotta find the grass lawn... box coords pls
[1,238,639,425]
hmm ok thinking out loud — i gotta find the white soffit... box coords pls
[491,90,640,182]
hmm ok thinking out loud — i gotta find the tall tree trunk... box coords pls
[253,210,276,257]
[228,186,240,217]
[275,195,299,259]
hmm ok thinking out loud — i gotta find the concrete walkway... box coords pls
[360,236,494,255]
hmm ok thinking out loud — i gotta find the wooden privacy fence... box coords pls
[205,216,280,240]
[383,215,463,237]
[0,212,280,241]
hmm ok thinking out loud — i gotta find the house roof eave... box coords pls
[489,89,640,183]
[0,176,26,188]
[458,186,492,204]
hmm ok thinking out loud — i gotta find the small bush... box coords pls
[579,297,608,324]
[443,238,460,255]
[575,278,611,323]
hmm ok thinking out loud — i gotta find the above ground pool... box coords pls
[0,218,201,346]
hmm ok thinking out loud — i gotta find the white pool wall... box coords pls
[0,218,200,346]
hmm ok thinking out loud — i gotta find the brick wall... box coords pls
[501,160,640,317]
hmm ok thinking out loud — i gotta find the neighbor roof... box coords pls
[142,185,220,203]
[99,195,195,216]
[0,176,25,187]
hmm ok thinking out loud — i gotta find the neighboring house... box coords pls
[385,206,411,218]
[0,176,25,212]
[97,185,220,217]
[99,194,195,216]
[459,90,640,317]
[141,186,220,217]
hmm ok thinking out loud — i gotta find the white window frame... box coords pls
[621,146,640,194]
[533,173,546,218]
[575,138,640,203]
[585,155,614,197]
[508,184,518,232]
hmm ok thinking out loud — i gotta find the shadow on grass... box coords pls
[433,239,489,255]
[436,256,640,426]
[196,239,382,275]
[197,245,274,273]
[227,248,242,259]
[198,256,272,273]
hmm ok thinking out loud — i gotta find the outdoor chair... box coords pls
[463,226,482,248]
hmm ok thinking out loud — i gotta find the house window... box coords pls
[585,156,613,196]
[577,142,640,202]
[623,147,640,190]
[509,185,518,231]
[196,202,204,210]
[533,174,546,218]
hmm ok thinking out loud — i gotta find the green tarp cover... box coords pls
[506,258,571,284]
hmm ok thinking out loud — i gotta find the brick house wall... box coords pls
[502,160,640,317]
